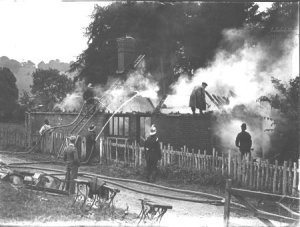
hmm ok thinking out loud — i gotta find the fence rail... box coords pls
[98,137,300,197]
[2,129,299,197]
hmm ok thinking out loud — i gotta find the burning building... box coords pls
[25,35,286,159]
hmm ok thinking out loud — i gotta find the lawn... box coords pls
[0,179,133,224]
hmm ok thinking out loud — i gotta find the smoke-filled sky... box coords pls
[0,0,272,65]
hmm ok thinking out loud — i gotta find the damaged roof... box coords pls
[159,91,232,114]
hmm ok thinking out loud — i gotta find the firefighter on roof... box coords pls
[189,82,208,115]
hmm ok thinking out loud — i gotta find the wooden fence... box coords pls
[0,127,26,148]
[99,137,300,196]
[3,129,299,197]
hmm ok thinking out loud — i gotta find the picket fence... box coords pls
[0,127,26,147]
[99,137,300,197]
[2,129,299,197]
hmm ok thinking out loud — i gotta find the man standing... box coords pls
[144,125,162,182]
[64,135,80,194]
[38,119,52,153]
[85,124,97,163]
[39,119,51,136]
[235,123,252,159]
[189,82,208,115]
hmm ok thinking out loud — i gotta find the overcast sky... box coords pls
[0,0,273,65]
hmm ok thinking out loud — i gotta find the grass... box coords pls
[0,181,133,224]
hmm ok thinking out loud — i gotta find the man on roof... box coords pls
[189,82,208,115]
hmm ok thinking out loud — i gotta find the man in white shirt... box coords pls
[39,119,51,136]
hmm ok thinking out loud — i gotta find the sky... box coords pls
[0,0,273,65]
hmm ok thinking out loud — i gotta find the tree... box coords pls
[71,2,259,87]
[31,69,74,111]
[259,76,299,162]
[0,67,19,119]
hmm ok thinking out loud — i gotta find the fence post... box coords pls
[282,161,287,195]
[139,146,142,166]
[197,149,201,170]
[292,162,297,195]
[273,160,278,193]
[192,148,195,169]
[228,150,231,176]
[256,160,261,190]
[298,159,300,192]
[221,153,225,176]
[159,142,163,167]
[212,148,216,170]
[124,140,127,164]
[99,137,103,164]
[134,141,138,167]
[180,147,184,168]
[224,179,232,227]
[170,146,174,165]
[167,144,171,165]
[288,161,293,194]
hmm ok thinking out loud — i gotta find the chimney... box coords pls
[116,36,136,74]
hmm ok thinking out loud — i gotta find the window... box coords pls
[109,116,129,137]
[140,116,151,142]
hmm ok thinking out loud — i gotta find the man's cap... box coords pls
[88,124,96,132]
[69,135,77,142]
[241,123,247,128]
[44,119,49,124]
[87,83,92,88]
[150,125,157,135]
[202,82,208,86]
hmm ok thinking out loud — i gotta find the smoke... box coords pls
[55,65,159,113]
[95,70,159,112]
[167,25,299,157]
[54,81,84,112]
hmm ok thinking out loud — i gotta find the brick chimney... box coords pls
[116,36,136,74]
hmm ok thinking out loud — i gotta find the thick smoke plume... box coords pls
[55,64,159,113]
[167,26,299,158]
[54,80,85,112]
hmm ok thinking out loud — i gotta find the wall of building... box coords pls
[26,111,214,152]
[26,111,109,145]
[151,114,213,152]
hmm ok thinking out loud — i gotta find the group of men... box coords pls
[37,80,252,193]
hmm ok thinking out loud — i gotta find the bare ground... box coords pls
[0,151,287,227]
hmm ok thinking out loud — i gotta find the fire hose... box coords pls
[78,92,140,165]
[0,102,88,155]
[8,164,231,206]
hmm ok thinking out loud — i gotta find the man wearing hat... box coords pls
[64,135,80,194]
[235,123,252,159]
[189,82,208,115]
[85,124,97,163]
[144,125,162,182]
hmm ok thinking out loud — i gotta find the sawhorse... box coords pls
[137,198,172,224]
[72,178,120,210]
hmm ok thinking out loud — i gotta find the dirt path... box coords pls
[0,152,277,226]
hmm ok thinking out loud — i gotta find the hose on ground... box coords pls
[8,164,229,205]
